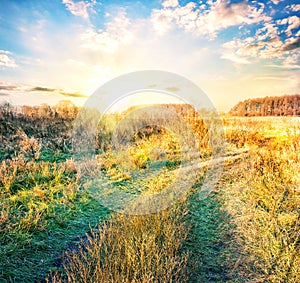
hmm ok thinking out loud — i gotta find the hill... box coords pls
[229,94,300,116]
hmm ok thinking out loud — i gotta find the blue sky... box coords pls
[0,0,299,111]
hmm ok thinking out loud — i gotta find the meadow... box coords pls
[0,103,299,282]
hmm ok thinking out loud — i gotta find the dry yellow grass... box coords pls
[2,102,299,282]
[48,203,189,283]
[222,123,300,283]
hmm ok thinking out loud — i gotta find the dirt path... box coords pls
[45,148,250,282]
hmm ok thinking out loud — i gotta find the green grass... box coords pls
[0,199,109,282]
[185,192,234,282]
[1,108,299,282]
[0,150,110,282]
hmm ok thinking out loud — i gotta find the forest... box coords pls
[229,94,300,116]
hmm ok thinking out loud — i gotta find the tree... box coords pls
[229,94,300,116]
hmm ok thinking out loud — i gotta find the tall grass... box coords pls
[50,116,300,283]
[223,128,300,282]
[0,134,78,232]
[2,102,299,282]
[0,131,109,282]
[48,203,189,283]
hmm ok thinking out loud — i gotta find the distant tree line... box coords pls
[229,94,300,116]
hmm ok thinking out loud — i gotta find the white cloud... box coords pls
[80,11,133,53]
[221,53,250,64]
[162,0,179,8]
[256,22,278,41]
[0,50,17,68]
[80,28,119,53]
[221,31,300,72]
[0,50,12,55]
[71,8,228,94]
[285,16,300,36]
[4,0,298,110]
[62,0,95,19]
[283,53,300,66]
[221,11,300,66]
[281,36,300,52]
[277,18,287,25]
[196,1,269,37]
[222,34,286,63]
[151,7,176,35]
[290,4,300,11]
[277,15,300,36]
[151,0,270,39]
[270,0,283,5]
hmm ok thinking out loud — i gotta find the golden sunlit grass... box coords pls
[45,122,192,282]
[48,204,189,283]
[222,122,300,282]
[1,103,299,282]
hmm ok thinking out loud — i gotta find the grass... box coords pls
[222,137,300,282]
[0,103,299,282]
[48,204,189,283]
[0,134,109,282]
[184,191,235,282]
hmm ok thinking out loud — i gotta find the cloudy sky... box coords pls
[0,0,299,111]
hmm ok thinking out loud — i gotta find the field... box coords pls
[0,103,299,282]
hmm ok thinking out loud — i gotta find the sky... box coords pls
[0,0,299,111]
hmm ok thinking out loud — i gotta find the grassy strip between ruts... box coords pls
[48,203,190,283]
